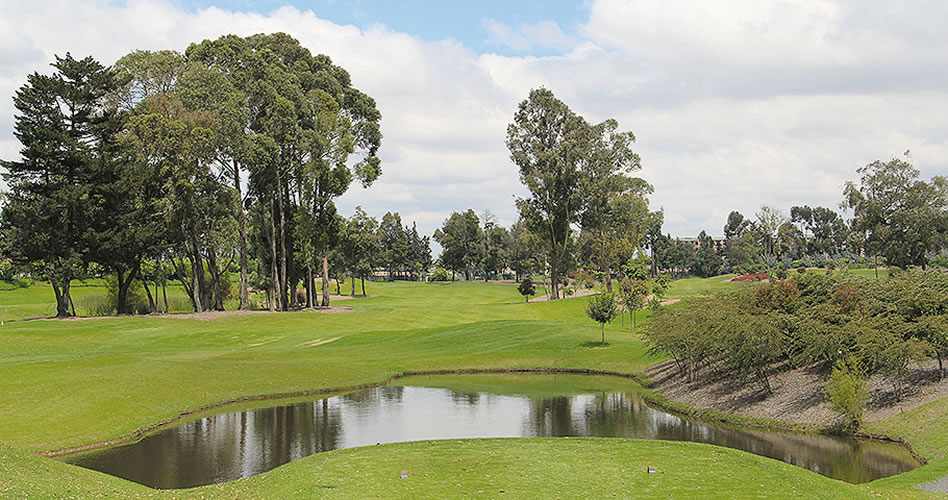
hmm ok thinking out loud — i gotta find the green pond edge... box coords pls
[41,366,928,476]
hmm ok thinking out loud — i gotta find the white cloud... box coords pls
[483,19,578,53]
[0,0,946,247]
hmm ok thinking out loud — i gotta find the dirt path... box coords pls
[647,358,948,426]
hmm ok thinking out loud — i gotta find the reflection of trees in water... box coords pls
[525,396,580,436]
[340,386,404,404]
[70,384,920,488]
[582,392,657,438]
[451,391,481,406]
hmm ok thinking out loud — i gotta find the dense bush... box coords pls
[825,356,869,431]
[429,267,449,281]
[644,270,948,398]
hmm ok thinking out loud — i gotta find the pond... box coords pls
[62,374,918,489]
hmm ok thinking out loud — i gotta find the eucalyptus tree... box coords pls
[124,96,233,312]
[187,33,382,309]
[177,60,251,308]
[844,154,947,269]
[506,88,589,299]
[579,118,648,293]
[508,219,542,281]
[434,209,483,280]
[755,205,787,262]
[1,54,120,316]
[339,206,379,295]
[378,212,410,280]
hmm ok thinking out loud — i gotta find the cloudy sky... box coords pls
[1,0,946,245]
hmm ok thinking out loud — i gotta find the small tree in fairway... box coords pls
[585,293,618,345]
[518,278,536,303]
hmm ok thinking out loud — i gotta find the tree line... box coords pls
[651,153,947,278]
[0,34,397,316]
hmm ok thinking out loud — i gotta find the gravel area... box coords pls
[647,358,948,426]
[917,476,948,494]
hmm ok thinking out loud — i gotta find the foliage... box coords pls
[616,277,650,331]
[104,274,149,315]
[433,209,483,280]
[585,292,618,344]
[843,153,948,269]
[429,267,449,282]
[691,231,723,277]
[518,277,536,302]
[825,356,869,432]
[0,54,122,317]
[645,270,947,398]
[507,88,589,300]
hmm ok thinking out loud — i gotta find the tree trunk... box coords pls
[306,265,313,308]
[276,174,288,310]
[51,277,69,318]
[321,253,331,307]
[143,273,156,313]
[162,273,168,313]
[351,271,356,296]
[361,277,366,296]
[116,268,139,315]
[268,197,280,312]
[170,256,199,312]
[335,278,341,295]
[207,246,224,311]
[234,160,249,310]
[550,251,560,300]
[601,230,612,293]
[601,323,605,345]
[190,246,206,313]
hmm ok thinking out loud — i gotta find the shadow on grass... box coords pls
[579,341,611,348]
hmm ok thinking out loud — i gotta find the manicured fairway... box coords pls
[0,278,945,498]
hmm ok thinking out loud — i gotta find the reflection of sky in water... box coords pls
[64,384,919,489]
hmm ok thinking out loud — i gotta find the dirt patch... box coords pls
[528,288,597,302]
[647,358,948,426]
[42,305,354,321]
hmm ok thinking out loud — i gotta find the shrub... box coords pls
[104,275,149,315]
[429,267,449,281]
[825,356,868,432]
[518,278,536,302]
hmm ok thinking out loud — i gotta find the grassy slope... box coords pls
[0,277,944,499]
[1,439,929,499]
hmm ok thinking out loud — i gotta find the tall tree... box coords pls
[433,209,483,280]
[1,54,119,317]
[843,153,947,269]
[755,205,787,262]
[506,88,589,299]
[339,206,379,296]
[692,230,723,277]
[579,118,648,293]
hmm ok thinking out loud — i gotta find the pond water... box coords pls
[62,374,918,489]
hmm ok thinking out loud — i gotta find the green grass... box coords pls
[0,276,945,498]
[1,438,932,499]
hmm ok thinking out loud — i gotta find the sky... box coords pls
[1,0,947,247]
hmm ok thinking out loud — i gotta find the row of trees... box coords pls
[651,153,947,278]
[1,34,386,316]
[643,270,948,404]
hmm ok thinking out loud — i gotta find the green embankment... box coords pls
[0,277,944,498]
